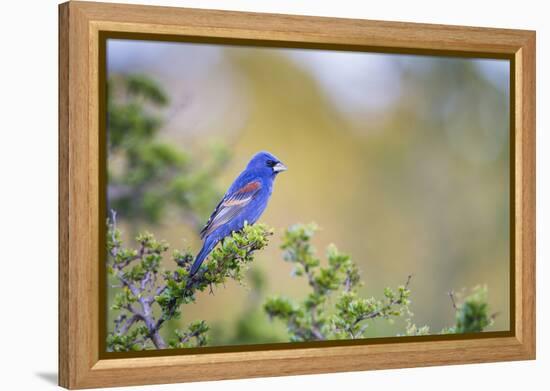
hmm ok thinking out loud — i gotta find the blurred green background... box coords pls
[106,39,510,346]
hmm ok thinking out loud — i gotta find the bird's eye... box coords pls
[266,160,276,167]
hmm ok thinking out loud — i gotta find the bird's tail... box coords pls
[189,238,218,276]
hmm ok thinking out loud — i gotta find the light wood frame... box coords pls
[59,1,536,389]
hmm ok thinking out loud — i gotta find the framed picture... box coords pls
[58,1,535,389]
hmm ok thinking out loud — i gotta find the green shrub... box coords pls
[106,210,272,351]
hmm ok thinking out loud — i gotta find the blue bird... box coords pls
[189,151,287,276]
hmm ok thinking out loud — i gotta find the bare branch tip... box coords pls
[448,290,458,310]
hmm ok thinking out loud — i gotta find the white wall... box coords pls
[0,0,546,390]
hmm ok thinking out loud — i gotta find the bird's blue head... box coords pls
[246,151,287,177]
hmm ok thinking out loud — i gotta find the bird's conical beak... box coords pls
[273,162,288,172]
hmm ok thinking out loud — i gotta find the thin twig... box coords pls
[448,290,458,310]
[353,275,413,326]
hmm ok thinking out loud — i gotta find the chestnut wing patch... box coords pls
[235,181,261,194]
[200,180,262,239]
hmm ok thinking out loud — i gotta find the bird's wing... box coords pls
[200,180,263,239]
